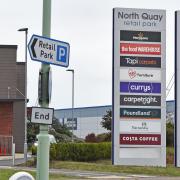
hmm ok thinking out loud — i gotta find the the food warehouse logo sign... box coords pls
[113,8,166,167]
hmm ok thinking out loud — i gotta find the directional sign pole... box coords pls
[36,0,51,179]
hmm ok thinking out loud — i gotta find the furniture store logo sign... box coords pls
[120,68,161,81]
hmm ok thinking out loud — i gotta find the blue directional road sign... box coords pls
[28,34,70,67]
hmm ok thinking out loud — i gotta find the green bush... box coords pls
[166,122,174,147]
[32,142,111,161]
[96,133,111,142]
[31,145,37,155]
[53,142,111,161]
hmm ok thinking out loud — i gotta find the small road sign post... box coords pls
[28,34,70,67]
[28,1,70,179]
[31,107,54,125]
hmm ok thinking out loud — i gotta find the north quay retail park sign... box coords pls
[113,8,166,166]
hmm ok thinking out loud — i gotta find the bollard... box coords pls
[9,171,34,180]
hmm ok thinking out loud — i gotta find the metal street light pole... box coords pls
[18,27,28,162]
[66,69,74,142]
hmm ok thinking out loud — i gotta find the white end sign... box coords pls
[31,107,54,125]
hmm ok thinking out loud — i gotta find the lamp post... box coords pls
[66,69,74,142]
[18,27,28,162]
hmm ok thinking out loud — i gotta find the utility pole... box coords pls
[36,0,51,179]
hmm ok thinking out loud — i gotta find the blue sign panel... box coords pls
[120,82,161,93]
[28,34,70,67]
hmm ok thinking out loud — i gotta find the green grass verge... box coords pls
[48,147,178,177]
[49,160,180,177]
[0,169,81,180]
[18,146,178,178]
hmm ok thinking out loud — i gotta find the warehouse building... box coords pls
[54,105,111,138]
[54,101,174,139]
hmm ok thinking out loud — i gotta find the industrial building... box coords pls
[54,105,111,138]
[0,45,25,154]
[54,101,174,139]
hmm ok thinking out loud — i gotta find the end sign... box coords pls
[31,107,54,125]
[28,34,70,67]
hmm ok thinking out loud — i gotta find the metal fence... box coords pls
[0,135,13,156]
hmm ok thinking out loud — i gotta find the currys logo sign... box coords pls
[120,82,161,94]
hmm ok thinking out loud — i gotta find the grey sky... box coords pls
[0,0,178,108]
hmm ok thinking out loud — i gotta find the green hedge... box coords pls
[32,142,111,161]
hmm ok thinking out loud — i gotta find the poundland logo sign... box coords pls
[120,108,161,119]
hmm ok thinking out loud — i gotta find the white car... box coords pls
[34,134,56,146]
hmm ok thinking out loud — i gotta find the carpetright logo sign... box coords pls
[113,8,166,167]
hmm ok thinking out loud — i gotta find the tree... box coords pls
[101,110,112,131]
[27,120,39,144]
[27,116,78,144]
[166,122,174,147]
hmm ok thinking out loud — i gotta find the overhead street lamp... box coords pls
[66,69,74,142]
[18,27,28,162]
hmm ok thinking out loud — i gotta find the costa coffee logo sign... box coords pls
[120,134,161,145]
[120,56,161,68]
[120,43,161,55]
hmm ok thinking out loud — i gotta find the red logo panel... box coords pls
[120,134,161,145]
[120,43,161,55]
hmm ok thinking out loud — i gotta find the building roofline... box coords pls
[55,100,175,111]
[0,98,25,102]
[0,45,17,49]
[16,62,25,65]
[166,100,175,102]
[55,105,112,111]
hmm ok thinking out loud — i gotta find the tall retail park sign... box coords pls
[113,8,166,166]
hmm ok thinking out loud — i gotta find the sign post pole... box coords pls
[36,0,51,179]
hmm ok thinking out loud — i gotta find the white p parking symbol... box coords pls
[57,45,67,63]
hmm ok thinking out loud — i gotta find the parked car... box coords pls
[33,134,56,146]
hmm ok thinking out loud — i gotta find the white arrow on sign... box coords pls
[28,34,70,67]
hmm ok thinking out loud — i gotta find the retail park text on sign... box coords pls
[28,34,70,67]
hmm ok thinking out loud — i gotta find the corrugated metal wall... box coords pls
[0,45,25,153]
